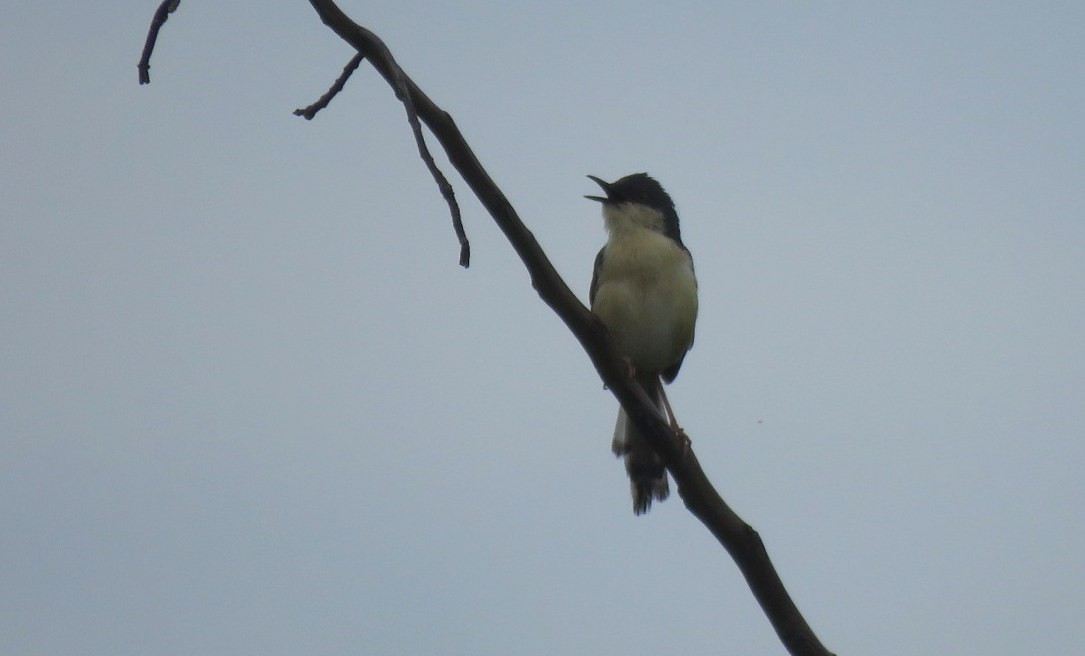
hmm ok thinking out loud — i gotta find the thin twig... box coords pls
[397,74,470,268]
[137,0,181,85]
[293,52,365,120]
[293,28,469,267]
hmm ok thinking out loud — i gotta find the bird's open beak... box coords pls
[584,175,612,203]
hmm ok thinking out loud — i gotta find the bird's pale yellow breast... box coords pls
[591,227,698,374]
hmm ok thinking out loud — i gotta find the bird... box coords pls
[586,173,698,515]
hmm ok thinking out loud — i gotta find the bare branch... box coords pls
[302,1,835,654]
[137,1,835,652]
[293,52,365,120]
[137,0,181,85]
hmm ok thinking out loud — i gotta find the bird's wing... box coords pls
[661,247,697,383]
[588,246,606,307]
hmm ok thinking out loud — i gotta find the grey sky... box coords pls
[3,2,1084,655]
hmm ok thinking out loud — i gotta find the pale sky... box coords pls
[3,2,1084,655]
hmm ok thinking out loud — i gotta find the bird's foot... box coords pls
[621,356,638,379]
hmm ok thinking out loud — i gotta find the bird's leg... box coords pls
[654,377,691,454]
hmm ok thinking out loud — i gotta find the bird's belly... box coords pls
[591,243,697,374]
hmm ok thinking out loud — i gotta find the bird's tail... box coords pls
[611,384,669,515]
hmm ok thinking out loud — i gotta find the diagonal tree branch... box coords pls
[303,4,836,654]
[137,2,835,654]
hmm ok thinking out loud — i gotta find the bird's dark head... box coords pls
[586,173,683,245]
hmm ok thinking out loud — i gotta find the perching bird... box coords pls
[586,173,698,514]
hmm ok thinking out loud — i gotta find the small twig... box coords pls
[396,74,470,268]
[137,0,181,85]
[368,37,469,268]
[293,52,365,120]
[292,37,469,267]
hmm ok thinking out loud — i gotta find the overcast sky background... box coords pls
[3,2,1084,655]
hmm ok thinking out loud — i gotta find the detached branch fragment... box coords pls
[137,0,180,85]
[136,1,834,654]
